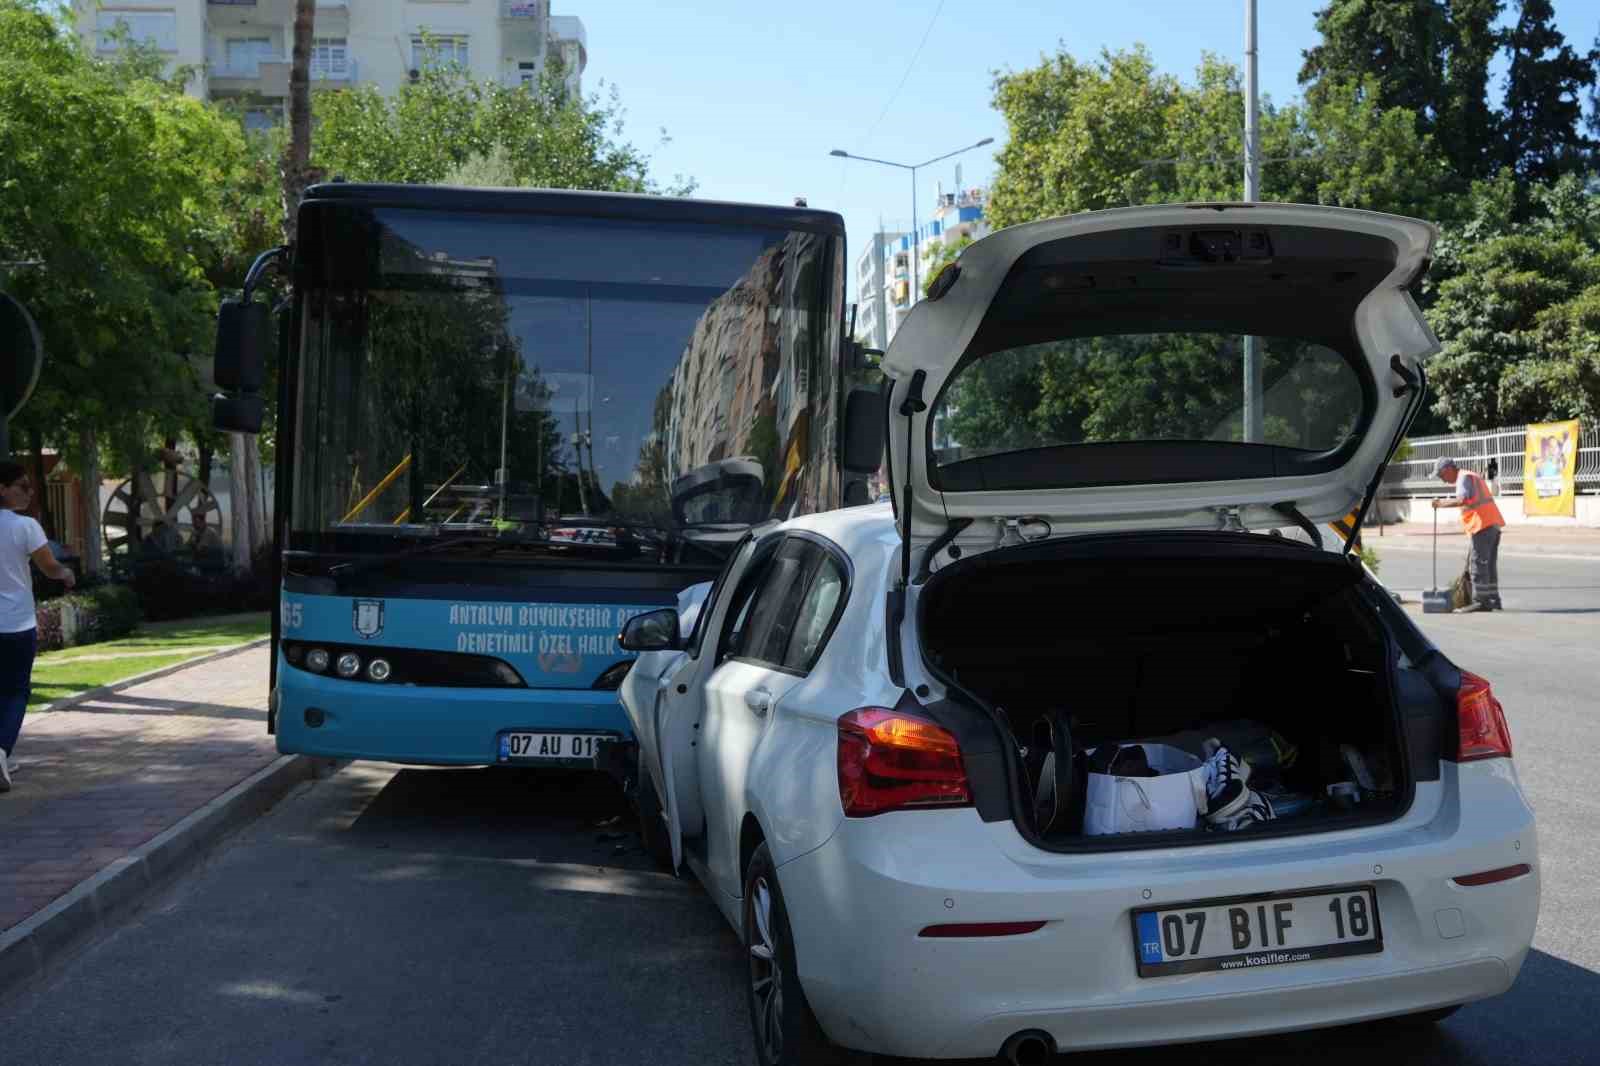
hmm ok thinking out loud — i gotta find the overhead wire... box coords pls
[858,0,948,148]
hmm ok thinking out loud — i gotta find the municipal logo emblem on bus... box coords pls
[352,599,385,639]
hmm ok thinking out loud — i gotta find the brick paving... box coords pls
[1,645,273,933]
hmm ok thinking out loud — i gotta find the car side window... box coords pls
[687,535,755,658]
[728,539,812,668]
[783,550,846,672]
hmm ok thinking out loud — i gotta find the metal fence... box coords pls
[1386,421,1600,496]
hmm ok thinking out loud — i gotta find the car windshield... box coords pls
[931,333,1365,472]
[290,206,840,556]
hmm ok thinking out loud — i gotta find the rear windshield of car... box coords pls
[930,333,1365,482]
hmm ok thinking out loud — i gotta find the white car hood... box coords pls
[880,202,1439,557]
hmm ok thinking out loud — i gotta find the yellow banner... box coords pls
[1523,420,1580,517]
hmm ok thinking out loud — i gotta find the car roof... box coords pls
[779,501,899,557]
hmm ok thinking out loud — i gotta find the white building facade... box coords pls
[77,0,586,127]
[867,182,990,346]
[851,229,901,352]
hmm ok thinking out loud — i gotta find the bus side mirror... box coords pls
[619,608,682,652]
[213,298,269,434]
[841,387,886,474]
[214,298,268,392]
[213,393,265,434]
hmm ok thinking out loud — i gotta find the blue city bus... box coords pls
[212,182,878,781]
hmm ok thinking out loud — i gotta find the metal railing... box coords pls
[1384,421,1599,496]
[210,55,284,79]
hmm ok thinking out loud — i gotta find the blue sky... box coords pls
[581,1,1600,302]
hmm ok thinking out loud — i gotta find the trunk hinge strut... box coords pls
[1342,355,1427,556]
[886,369,927,687]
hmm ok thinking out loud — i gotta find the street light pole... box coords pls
[1242,0,1264,443]
[830,137,994,324]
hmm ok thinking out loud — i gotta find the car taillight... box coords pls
[837,707,971,817]
[1455,670,1512,761]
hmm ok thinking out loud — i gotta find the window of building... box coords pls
[411,35,469,71]
[243,108,280,133]
[311,37,349,78]
[518,60,538,86]
[95,10,177,52]
[223,37,274,76]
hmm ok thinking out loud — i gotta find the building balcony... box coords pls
[209,56,290,95]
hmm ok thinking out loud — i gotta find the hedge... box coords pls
[35,583,143,652]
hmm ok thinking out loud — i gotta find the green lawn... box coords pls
[29,653,207,709]
[28,612,270,709]
[41,612,270,661]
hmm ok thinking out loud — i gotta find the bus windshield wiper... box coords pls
[327,534,508,581]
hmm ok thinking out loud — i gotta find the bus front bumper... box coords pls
[273,668,636,778]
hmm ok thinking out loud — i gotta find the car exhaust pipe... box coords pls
[999,1029,1056,1066]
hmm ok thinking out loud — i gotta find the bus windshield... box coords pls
[291,205,844,561]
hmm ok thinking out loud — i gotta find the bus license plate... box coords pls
[1133,886,1382,977]
[498,732,607,762]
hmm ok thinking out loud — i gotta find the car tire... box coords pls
[743,843,854,1066]
[633,756,673,870]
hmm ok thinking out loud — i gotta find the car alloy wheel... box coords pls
[742,843,847,1066]
[748,874,784,1062]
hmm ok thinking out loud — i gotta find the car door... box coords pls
[652,531,777,872]
[695,537,823,900]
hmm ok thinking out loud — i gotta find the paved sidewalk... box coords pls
[1371,521,1600,558]
[1,645,276,935]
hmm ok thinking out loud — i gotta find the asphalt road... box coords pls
[5,547,1597,1066]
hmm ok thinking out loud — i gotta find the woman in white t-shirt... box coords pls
[1,460,76,793]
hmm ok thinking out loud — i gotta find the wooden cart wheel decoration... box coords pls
[102,471,224,558]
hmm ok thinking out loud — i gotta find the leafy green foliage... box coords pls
[0,1,278,479]
[1298,0,1503,183]
[1425,174,1600,429]
[987,49,1449,229]
[312,52,692,194]
[1500,0,1598,183]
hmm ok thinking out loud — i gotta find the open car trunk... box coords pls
[917,532,1420,851]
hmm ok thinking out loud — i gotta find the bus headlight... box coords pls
[367,658,392,682]
[336,652,362,678]
[305,648,330,673]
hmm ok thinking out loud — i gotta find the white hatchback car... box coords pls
[618,203,1539,1065]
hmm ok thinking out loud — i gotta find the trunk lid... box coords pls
[881,203,1437,558]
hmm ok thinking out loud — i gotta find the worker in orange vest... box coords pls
[1431,457,1505,613]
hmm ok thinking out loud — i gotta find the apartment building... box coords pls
[866,180,989,346]
[77,0,587,128]
[851,229,902,352]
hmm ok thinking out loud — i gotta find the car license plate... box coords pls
[1133,885,1382,977]
[497,732,607,762]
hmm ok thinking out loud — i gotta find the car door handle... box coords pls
[744,688,772,715]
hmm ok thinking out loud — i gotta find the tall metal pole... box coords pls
[910,168,919,310]
[1242,0,1264,443]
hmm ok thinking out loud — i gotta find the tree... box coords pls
[1299,1,1504,183]
[0,2,266,567]
[1500,0,1598,183]
[921,235,973,297]
[988,47,1449,226]
[1426,174,1600,429]
[311,51,691,194]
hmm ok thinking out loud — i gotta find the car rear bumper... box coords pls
[776,765,1538,1059]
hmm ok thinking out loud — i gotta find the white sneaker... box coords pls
[0,748,11,792]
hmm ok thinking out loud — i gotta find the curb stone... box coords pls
[0,753,341,1003]
[33,637,272,713]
